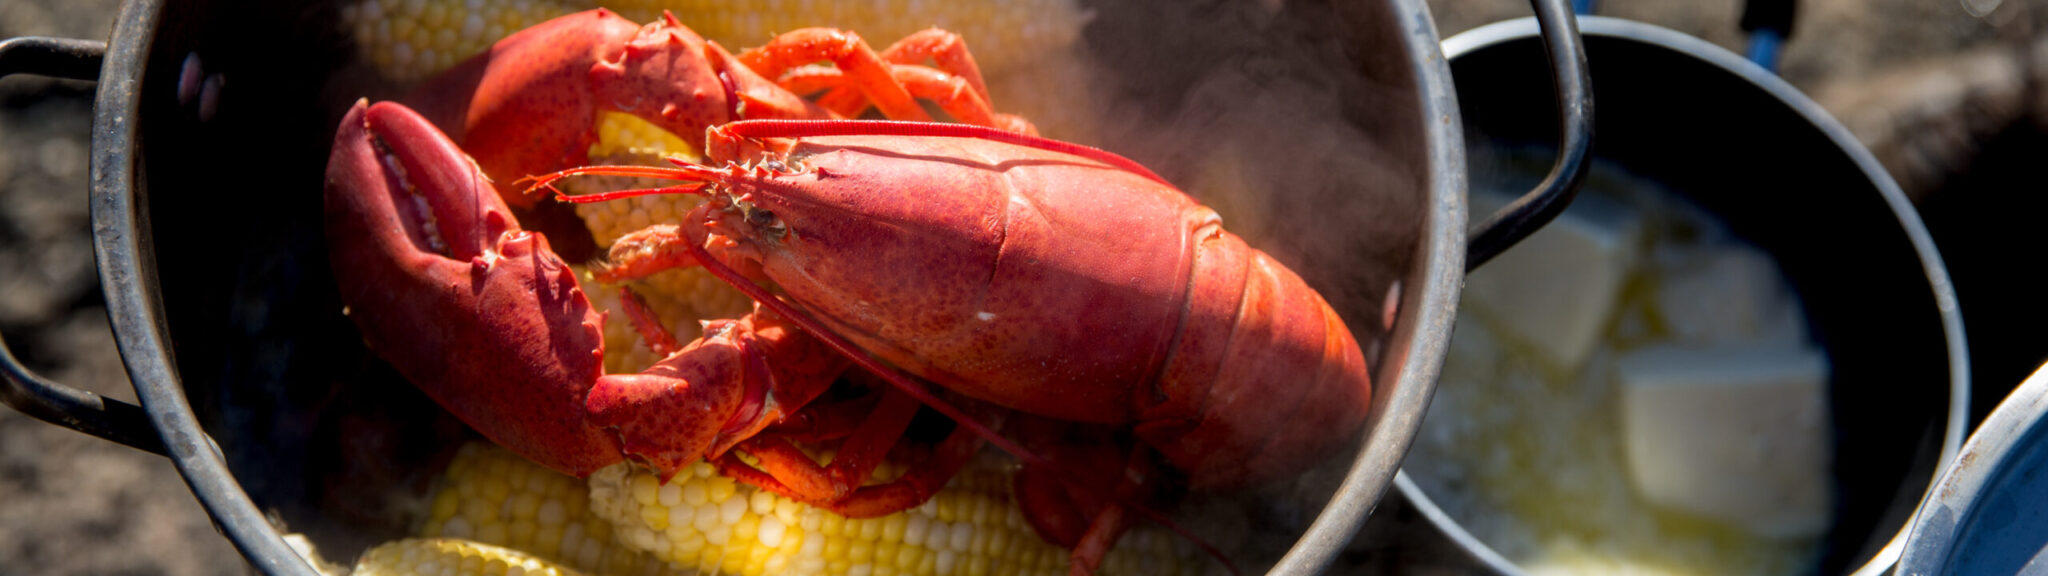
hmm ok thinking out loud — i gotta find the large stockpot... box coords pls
[1397,16,1969,576]
[1899,362,2048,574]
[0,0,1590,573]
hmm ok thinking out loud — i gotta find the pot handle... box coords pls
[1464,0,1594,272]
[0,36,167,456]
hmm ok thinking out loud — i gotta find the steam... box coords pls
[1003,0,1433,346]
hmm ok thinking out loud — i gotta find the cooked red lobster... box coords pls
[325,10,1371,573]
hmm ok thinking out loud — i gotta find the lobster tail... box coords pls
[1138,221,1372,491]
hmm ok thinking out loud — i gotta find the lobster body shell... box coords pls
[704,128,1372,490]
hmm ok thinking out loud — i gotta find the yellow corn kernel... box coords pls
[406,442,686,576]
[586,449,1207,575]
[340,0,1103,140]
[352,538,584,576]
[601,0,1088,79]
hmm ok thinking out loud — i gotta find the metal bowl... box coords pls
[1396,16,1969,576]
[1897,362,2048,574]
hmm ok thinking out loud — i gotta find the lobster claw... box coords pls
[325,100,624,477]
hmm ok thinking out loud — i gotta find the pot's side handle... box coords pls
[0,36,168,457]
[1464,0,1593,272]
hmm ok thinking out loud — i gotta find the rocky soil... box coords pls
[0,1,248,575]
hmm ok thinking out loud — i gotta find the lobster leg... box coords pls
[616,286,683,356]
[735,28,927,123]
[757,387,887,443]
[788,29,1034,135]
[720,400,996,519]
[785,65,1037,135]
[731,388,923,504]
[1012,420,1181,576]
[873,29,994,111]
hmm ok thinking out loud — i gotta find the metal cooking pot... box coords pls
[1897,362,2048,574]
[0,0,1592,573]
[1397,16,1969,576]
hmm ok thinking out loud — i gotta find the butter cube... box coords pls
[1616,343,1833,540]
[1655,244,1804,346]
[1464,192,1643,369]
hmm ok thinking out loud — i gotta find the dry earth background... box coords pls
[0,0,2040,574]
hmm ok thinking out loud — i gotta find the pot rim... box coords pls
[88,0,325,574]
[1402,14,1971,576]
[1897,362,2048,572]
[1266,0,1469,572]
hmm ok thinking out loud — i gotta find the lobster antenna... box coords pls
[684,237,1240,576]
[520,164,722,203]
[718,119,1173,186]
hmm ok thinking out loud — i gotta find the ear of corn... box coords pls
[411,442,687,575]
[595,0,1090,81]
[587,449,1206,576]
[340,0,585,84]
[381,440,1207,576]
[353,538,589,576]
[339,0,1088,87]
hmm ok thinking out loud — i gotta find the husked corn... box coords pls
[353,538,589,576]
[599,0,1089,78]
[340,0,582,83]
[416,443,686,575]
[340,0,1087,86]
[587,449,1206,576]
[400,440,1207,576]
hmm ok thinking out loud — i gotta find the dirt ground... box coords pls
[0,0,2035,575]
[0,0,252,575]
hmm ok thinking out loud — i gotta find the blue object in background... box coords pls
[1739,0,1795,74]
[1747,29,1783,74]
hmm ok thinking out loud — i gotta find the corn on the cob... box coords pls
[354,538,590,576]
[340,0,583,83]
[403,441,1208,576]
[414,443,688,575]
[597,0,1089,80]
[340,0,1088,86]
[587,449,1206,576]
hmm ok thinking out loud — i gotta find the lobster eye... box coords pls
[746,207,786,239]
